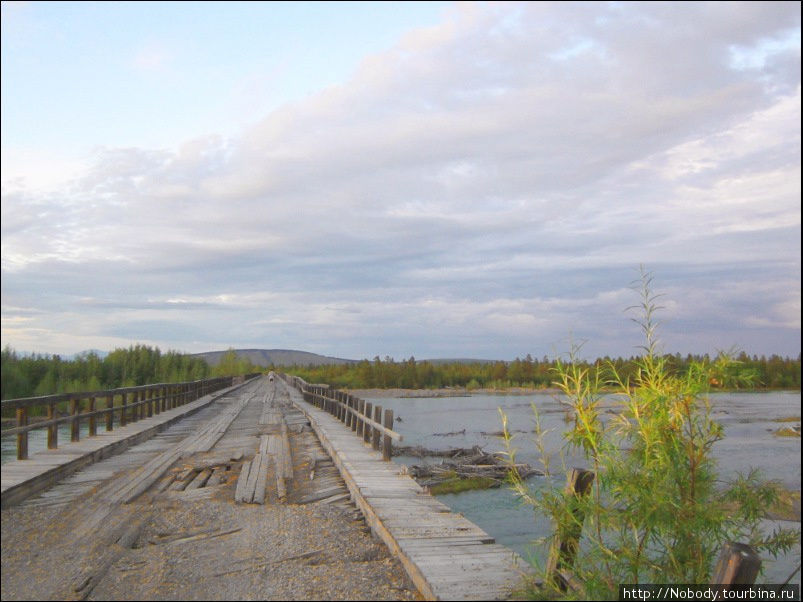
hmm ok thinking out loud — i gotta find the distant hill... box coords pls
[191,349,358,368]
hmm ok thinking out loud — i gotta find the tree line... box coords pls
[2,346,799,401]
[1,346,259,400]
[284,352,801,391]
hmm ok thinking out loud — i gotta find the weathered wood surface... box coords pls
[546,467,595,590]
[1,379,256,509]
[281,378,526,601]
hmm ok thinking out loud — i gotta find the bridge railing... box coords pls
[1,376,247,460]
[279,373,402,460]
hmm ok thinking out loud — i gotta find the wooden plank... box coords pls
[205,466,225,487]
[185,468,212,490]
[280,421,293,480]
[252,455,270,505]
[234,460,252,503]
[243,454,263,503]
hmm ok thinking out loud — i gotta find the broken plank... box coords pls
[234,460,252,503]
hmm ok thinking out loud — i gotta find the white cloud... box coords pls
[1,2,800,358]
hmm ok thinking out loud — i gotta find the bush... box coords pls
[502,269,798,598]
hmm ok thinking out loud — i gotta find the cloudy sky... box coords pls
[1,2,800,361]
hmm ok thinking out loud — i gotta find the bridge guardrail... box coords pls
[1,374,261,460]
[279,373,401,460]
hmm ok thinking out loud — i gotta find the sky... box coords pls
[1,1,800,362]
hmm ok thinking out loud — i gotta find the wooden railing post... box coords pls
[88,396,97,437]
[16,407,28,460]
[383,408,393,461]
[364,403,373,444]
[147,388,154,417]
[372,405,382,451]
[712,542,761,586]
[106,394,114,431]
[120,392,128,426]
[131,390,138,421]
[350,396,358,432]
[546,468,595,590]
[70,396,80,442]
[357,399,365,436]
[47,402,58,449]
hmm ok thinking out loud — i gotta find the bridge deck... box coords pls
[2,376,527,600]
[285,382,526,601]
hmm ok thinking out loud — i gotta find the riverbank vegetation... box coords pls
[282,353,800,391]
[501,270,799,598]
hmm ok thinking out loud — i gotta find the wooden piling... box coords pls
[712,542,761,586]
[546,467,595,589]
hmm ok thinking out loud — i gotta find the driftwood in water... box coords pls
[394,444,543,485]
[393,444,488,458]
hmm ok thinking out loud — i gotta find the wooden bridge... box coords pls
[1,374,527,600]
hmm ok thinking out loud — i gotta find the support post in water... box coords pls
[711,542,761,586]
[546,467,595,590]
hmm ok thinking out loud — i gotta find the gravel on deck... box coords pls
[1,482,421,601]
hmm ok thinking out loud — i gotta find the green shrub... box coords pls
[502,269,798,599]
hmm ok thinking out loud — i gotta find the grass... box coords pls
[768,489,801,521]
[773,416,801,422]
[428,476,499,495]
[773,426,801,437]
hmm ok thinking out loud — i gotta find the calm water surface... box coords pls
[364,391,801,584]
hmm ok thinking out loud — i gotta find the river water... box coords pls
[363,390,801,584]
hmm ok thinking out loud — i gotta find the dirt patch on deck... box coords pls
[1,487,421,601]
